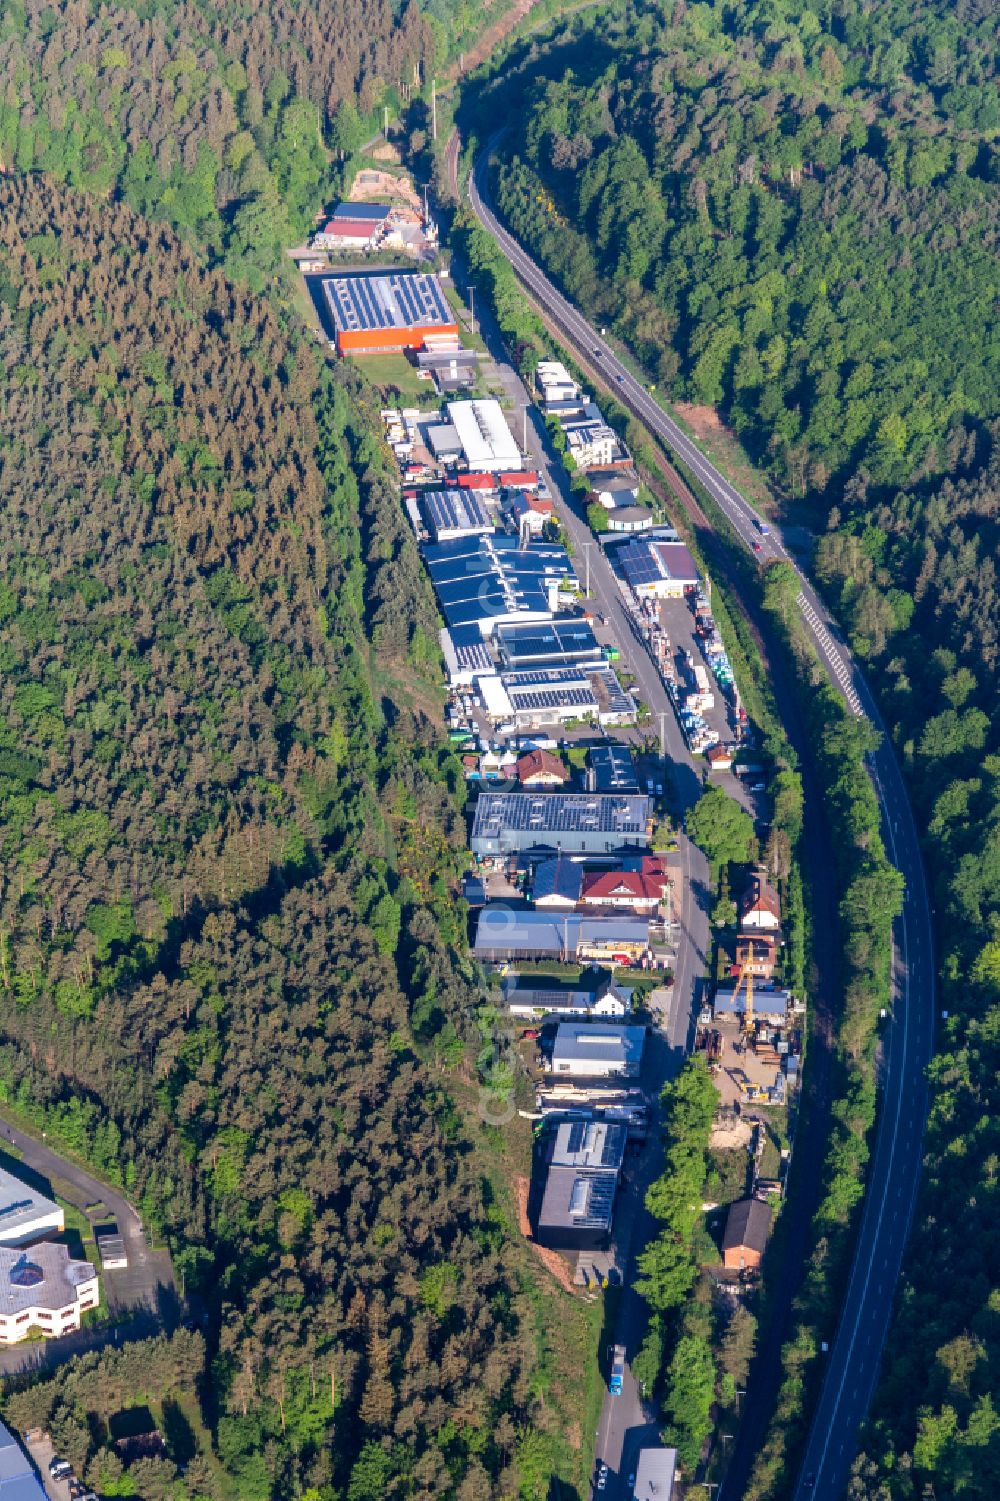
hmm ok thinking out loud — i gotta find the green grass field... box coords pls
[351,351,437,402]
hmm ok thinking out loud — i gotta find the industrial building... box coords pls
[313,202,390,250]
[634,1448,677,1501]
[497,618,601,670]
[532,855,585,907]
[0,1242,99,1344]
[420,489,494,543]
[323,271,457,354]
[0,1420,48,1499]
[617,536,700,598]
[0,1166,64,1247]
[478,664,636,731]
[427,399,521,472]
[438,622,499,686]
[550,1023,646,1078]
[471,792,650,857]
[588,744,640,794]
[713,987,791,1021]
[423,533,574,637]
[535,1120,627,1251]
[473,910,651,963]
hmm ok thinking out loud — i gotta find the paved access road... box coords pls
[461,132,936,1500]
[0,1113,176,1373]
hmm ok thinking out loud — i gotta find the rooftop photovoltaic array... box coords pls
[422,488,492,536]
[498,619,600,665]
[323,272,453,335]
[472,792,649,838]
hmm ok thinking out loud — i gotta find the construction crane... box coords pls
[732,938,755,1033]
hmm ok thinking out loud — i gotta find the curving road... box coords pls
[459,131,936,1500]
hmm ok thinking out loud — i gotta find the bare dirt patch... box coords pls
[445,0,538,79]
[348,167,422,215]
[513,1173,578,1292]
[675,402,726,440]
[673,401,772,507]
[710,1116,753,1151]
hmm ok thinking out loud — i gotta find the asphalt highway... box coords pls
[460,132,936,1499]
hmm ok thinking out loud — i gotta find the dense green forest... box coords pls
[468,0,998,506]
[0,172,561,1499]
[0,0,509,283]
[459,0,1000,1493]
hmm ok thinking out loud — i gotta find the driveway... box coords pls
[0,1113,177,1367]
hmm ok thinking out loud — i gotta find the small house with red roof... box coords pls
[580,869,667,913]
[739,869,781,931]
[516,749,569,788]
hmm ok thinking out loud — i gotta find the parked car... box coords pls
[49,1460,73,1481]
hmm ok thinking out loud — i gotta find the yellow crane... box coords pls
[733,938,755,1033]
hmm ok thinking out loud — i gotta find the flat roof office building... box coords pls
[550,1023,647,1078]
[0,1167,64,1247]
[471,792,650,857]
[535,1119,628,1250]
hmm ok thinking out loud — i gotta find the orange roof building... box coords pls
[322,271,458,355]
[516,749,568,787]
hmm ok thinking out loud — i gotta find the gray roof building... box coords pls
[0,1166,64,1247]
[549,1118,627,1171]
[0,1243,96,1317]
[421,488,493,542]
[496,618,601,669]
[634,1447,677,1501]
[474,910,650,962]
[589,744,640,794]
[536,1164,618,1249]
[0,1420,49,1500]
[550,1023,646,1078]
[714,987,791,1020]
[423,534,574,636]
[536,1119,628,1249]
[533,855,585,907]
[471,791,650,857]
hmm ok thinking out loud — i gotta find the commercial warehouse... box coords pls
[447,399,521,472]
[479,664,636,731]
[470,791,651,857]
[323,271,458,354]
[617,536,700,598]
[550,1023,647,1078]
[421,489,494,542]
[473,909,651,963]
[535,1120,628,1251]
[424,533,574,637]
[496,618,602,670]
[313,202,390,250]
